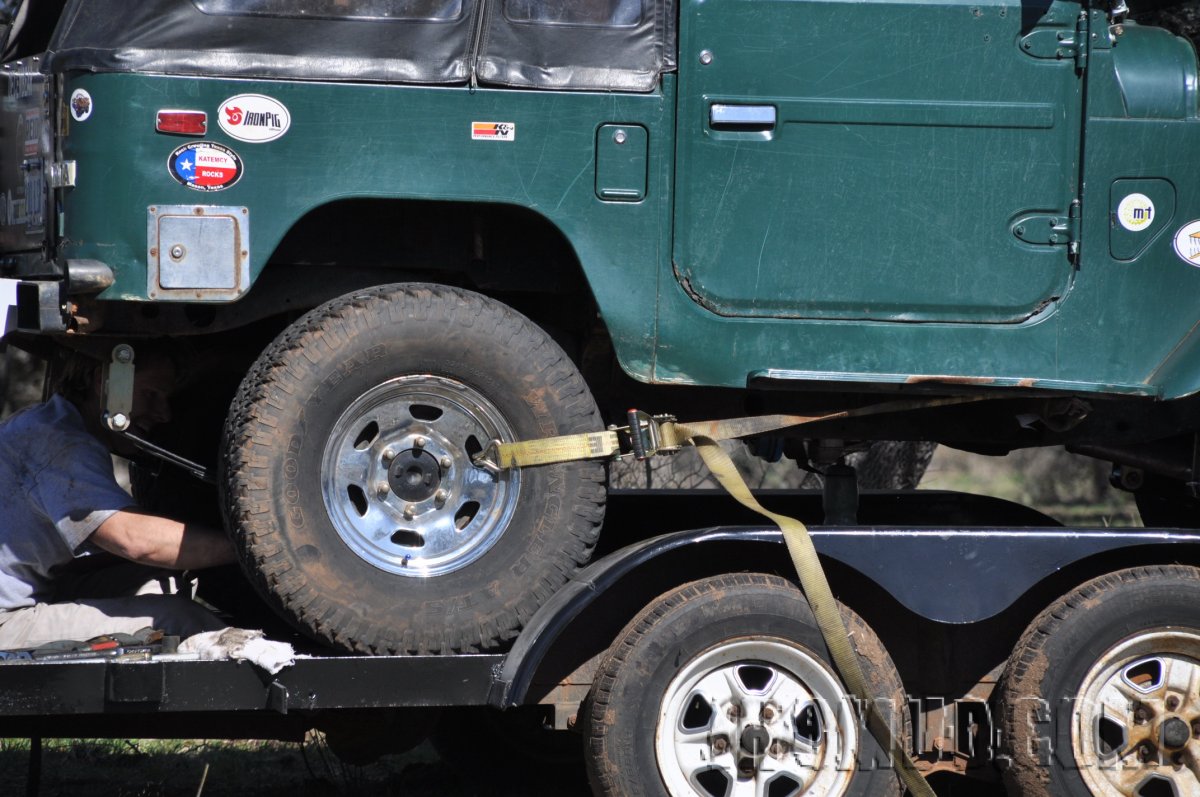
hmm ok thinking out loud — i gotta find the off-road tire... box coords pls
[220,283,605,655]
[583,573,908,797]
[997,565,1200,797]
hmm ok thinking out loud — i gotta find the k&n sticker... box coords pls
[472,122,515,142]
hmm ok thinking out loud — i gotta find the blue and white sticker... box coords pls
[168,141,243,192]
[1172,220,1200,266]
[219,94,290,143]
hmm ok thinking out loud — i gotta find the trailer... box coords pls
[4,490,1200,797]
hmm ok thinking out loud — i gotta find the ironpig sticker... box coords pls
[168,141,243,192]
[472,121,516,141]
[219,94,291,143]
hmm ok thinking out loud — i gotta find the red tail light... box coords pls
[156,110,208,136]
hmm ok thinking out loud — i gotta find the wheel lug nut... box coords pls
[375,482,390,498]
[1138,744,1156,763]
[403,504,416,520]
[768,741,787,759]
[414,436,426,449]
[712,736,729,755]
[727,706,741,722]
[382,447,397,463]
[439,456,453,470]
[762,704,777,722]
[1166,696,1180,711]
[1135,705,1150,724]
[435,489,449,506]
[1192,720,1200,738]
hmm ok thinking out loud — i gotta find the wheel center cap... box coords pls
[739,724,771,756]
[388,449,441,501]
[1160,716,1191,750]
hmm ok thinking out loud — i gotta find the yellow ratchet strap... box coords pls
[477,396,982,797]
[690,435,935,797]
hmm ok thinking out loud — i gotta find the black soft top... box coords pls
[48,0,677,92]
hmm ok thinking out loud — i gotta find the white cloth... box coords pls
[179,628,296,675]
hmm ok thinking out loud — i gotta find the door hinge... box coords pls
[46,160,76,189]
[1013,199,1081,257]
[1019,13,1089,70]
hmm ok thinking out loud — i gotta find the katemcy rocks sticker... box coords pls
[219,94,290,143]
[168,142,243,192]
[1117,193,1155,232]
[1172,220,1200,266]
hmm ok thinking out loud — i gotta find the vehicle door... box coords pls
[672,0,1085,323]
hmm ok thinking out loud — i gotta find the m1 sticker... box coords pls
[472,122,515,142]
[168,142,243,192]
[1172,220,1200,266]
[1117,193,1155,232]
[218,94,290,143]
[69,89,93,122]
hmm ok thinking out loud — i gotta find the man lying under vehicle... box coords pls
[0,348,231,648]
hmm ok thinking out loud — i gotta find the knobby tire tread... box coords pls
[221,284,605,655]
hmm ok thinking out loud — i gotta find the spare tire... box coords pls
[220,284,605,654]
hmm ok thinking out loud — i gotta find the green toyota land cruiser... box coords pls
[2,0,1199,656]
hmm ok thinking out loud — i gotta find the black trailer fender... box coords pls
[489,525,1200,708]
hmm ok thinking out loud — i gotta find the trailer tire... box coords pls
[997,565,1200,797]
[583,573,907,797]
[220,283,605,655]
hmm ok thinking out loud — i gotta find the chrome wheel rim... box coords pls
[1074,630,1200,797]
[320,375,520,577]
[655,638,858,797]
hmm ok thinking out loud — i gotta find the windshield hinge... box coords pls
[45,160,76,189]
[1019,13,1089,70]
[1013,199,1081,258]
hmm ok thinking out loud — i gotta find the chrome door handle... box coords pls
[709,104,777,130]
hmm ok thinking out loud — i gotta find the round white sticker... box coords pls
[1172,220,1200,267]
[218,94,291,143]
[69,89,93,122]
[1117,193,1156,232]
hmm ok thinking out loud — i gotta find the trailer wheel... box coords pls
[583,573,907,797]
[997,565,1200,797]
[221,283,605,654]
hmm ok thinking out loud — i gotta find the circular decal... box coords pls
[69,89,93,122]
[1117,193,1155,232]
[168,142,243,192]
[218,94,291,143]
[1172,220,1200,267]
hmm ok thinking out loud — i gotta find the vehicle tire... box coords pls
[220,283,606,655]
[996,565,1200,797]
[583,573,908,797]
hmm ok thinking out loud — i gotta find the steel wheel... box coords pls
[656,638,858,797]
[998,566,1200,797]
[1073,631,1200,797]
[320,374,520,577]
[585,573,906,797]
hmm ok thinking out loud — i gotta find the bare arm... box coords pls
[90,509,236,570]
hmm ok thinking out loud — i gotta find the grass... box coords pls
[1,735,593,797]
